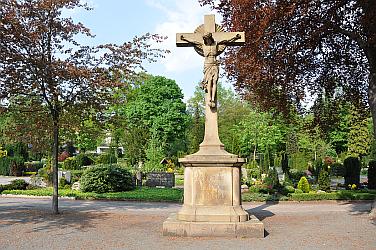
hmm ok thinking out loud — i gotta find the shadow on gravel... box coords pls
[0,203,109,233]
[246,202,277,221]
[337,201,374,216]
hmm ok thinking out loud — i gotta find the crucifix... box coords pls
[176,14,245,153]
[164,15,264,237]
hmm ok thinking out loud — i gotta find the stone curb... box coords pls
[0,194,76,200]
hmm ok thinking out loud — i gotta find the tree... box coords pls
[200,0,376,136]
[0,0,166,214]
[118,75,188,162]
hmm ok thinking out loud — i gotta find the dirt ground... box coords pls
[0,198,375,250]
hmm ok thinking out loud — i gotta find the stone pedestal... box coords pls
[163,146,264,238]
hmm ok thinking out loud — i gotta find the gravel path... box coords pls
[0,198,375,250]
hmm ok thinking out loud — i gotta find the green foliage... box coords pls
[294,189,303,194]
[2,187,184,202]
[96,153,117,165]
[246,161,261,179]
[281,185,295,195]
[0,156,25,176]
[344,157,361,188]
[288,169,305,185]
[80,165,134,193]
[143,134,165,173]
[347,106,372,157]
[0,156,11,175]
[75,154,94,167]
[368,160,376,189]
[288,190,376,201]
[318,170,331,191]
[9,179,28,190]
[330,162,344,177]
[24,161,44,172]
[63,157,79,170]
[297,176,310,193]
[5,142,28,161]
[267,167,280,189]
[37,165,53,185]
[59,177,70,189]
[121,75,188,158]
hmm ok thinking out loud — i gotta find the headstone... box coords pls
[163,14,264,238]
[146,172,175,188]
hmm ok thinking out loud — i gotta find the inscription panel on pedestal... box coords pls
[194,167,232,206]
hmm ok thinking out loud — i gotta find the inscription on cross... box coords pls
[176,15,245,108]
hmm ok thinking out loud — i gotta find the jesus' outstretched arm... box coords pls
[180,35,202,46]
[217,34,242,45]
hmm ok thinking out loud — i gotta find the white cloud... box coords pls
[146,0,217,73]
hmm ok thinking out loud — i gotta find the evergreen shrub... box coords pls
[368,160,376,189]
[318,170,331,191]
[297,176,310,193]
[344,157,361,188]
[80,164,134,193]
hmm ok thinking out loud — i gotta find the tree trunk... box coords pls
[52,116,59,214]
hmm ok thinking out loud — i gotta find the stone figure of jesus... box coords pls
[180,32,241,108]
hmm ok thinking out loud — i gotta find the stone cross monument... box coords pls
[163,15,264,238]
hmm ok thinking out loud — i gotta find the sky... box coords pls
[67,0,229,101]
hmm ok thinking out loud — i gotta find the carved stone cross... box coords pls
[176,14,245,155]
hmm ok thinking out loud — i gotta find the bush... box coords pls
[294,188,303,194]
[267,167,280,189]
[75,154,94,167]
[24,161,44,172]
[318,170,331,191]
[59,176,70,189]
[8,179,28,190]
[246,160,261,179]
[96,153,117,165]
[80,165,134,193]
[297,176,310,193]
[368,160,376,189]
[344,157,361,188]
[63,157,79,170]
[281,185,295,195]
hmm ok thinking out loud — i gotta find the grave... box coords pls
[163,14,264,238]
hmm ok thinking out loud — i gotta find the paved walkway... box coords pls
[0,197,375,250]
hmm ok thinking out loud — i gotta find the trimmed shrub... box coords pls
[80,165,134,193]
[318,170,331,191]
[344,157,361,188]
[368,160,376,189]
[297,176,310,193]
[96,153,117,165]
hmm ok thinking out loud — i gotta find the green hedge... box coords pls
[289,190,376,201]
[2,187,184,202]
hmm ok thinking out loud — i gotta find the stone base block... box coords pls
[163,213,264,238]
